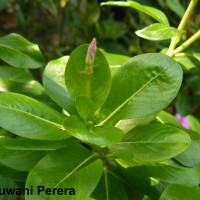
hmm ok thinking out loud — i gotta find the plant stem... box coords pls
[104,167,109,200]
[167,0,198,56]
[172,30,200,56]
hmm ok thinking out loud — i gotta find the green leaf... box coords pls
[100,53,183,126]
[109,124,191,165]
[65,44,111,110]
[0,66,33,82]
[101,1,169,25]
[160,185,200,200]
[0,136,74,171]
[0,79,48,100]
[125,160,200,186]
[90,169,128,200]
[175,130,200,167]
[100,49,130,76]
[155,111,182,128]
[0,177,18,200]
[166,0,185,18]
[135,23,184,40]
[43,56,76,114]
[0,164,27,182]
[0,92,69,140]
[26,143,103,200]
[0,33,44,68]
[64,115,124,146]
[76,96,94,121]
[186,115,200,134]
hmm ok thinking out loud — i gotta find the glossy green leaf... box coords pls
[100,53,183,126]
[0,66,33,82]
[43,56,76,114]
[0,33,44,68]
[187,115,200,134]
[109,124,191,165]
[101,1,169,25]
[0,136,74,171]
[175,130,200,167]
[125,160,200,186]
[65,44,111,110]
[136,23,184,40]
[156,111,182,128]
[90,169,128,200]
[76,96,94,121]
[26,143,103,200]
[160,185,200,200]
[0,92,69,140]
[64,115,124,146]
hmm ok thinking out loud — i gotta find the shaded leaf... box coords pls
[26,143,102,200]
[0,33,44,68]
[43,56,76,114]
[0,136,74,171]
[160,184,200,200]
[0,66,33,82]
[91,169,128,200]
[109,124,191,165]
[175,130,200,167]
[0,92,69,140]
[101,1,169,25]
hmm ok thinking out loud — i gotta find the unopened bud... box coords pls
[85,38,97,66]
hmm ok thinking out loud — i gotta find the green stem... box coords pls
[167,0,198,56]
[104,167,109,200]
[172,30,200,55]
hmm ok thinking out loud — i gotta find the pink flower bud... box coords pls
[86,38,97,66]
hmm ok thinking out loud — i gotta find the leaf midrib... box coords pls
[99,68,166,125]
[0,105,64,129]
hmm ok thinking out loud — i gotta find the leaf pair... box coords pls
[101,1,184,40]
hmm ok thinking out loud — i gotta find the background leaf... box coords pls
[100,53,183,126]
[101,1,169,25]
[0,66,33,82]
[65,44,111,110]
[136,23,184,40]
[0,92,69,140]
[26,143,102,200]
[160,184,200,200]
[0,136,73,171]
[43,56,76,114]
[109,124,191,165]
[0,33,44,68]
[175,130,200,167]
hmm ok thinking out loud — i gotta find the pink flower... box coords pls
[85,38,97,66]
[175,113,190,129]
